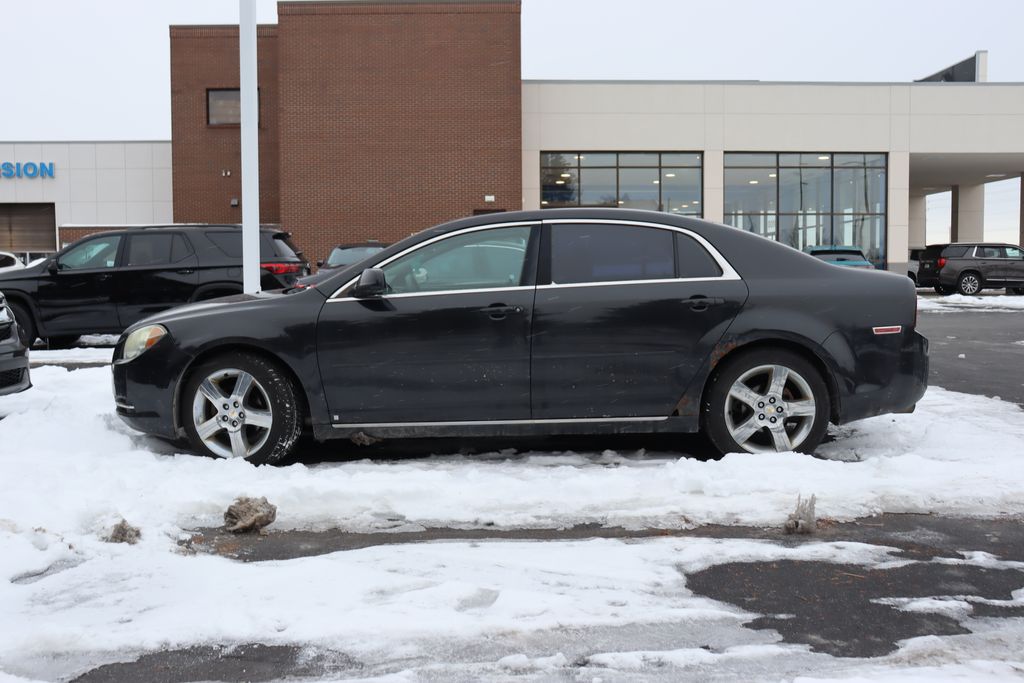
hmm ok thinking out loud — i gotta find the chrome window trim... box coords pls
[328,217,742,302]
[332,415,669,428]
[329,221,537,300]
[542,218,742,283]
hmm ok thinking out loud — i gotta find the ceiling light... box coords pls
[692,200,699,204]
[617,200,625,205]
[768,173,777,178]
[986,173,1007,178]
[541,200,549,205]
[653,180,660,184]
[560,173,571,178]
[555,180,565,185]
[817,155,830,160]
[665,173,676,178]
[681,204,689,208]
[749,180,759,184]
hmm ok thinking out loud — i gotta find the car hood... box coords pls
[0,258,48,283]
[123,288,325,334]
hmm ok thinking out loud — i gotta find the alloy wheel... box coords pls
[191,368,274,459]
[723,364,816,453]
[959,274,980,295]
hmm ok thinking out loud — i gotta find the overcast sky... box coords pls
[0,0,1020,242]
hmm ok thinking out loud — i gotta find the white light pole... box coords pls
[239,0,260,293]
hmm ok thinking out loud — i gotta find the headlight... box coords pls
[121,324,167,362]
[0,307,11,325]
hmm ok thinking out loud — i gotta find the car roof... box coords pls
[60,223,286,234]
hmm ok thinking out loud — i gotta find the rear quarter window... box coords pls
[941,245,970,258]
[207,231,302,260]
[676,234,722,278]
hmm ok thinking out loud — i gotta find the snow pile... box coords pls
[1,366,1024,542]
[918,293,1024,312]
[28,346,112,365]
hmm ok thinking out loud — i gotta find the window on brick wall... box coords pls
[207,89,240,125]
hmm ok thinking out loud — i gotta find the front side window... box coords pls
[551,224,674,284]
[59,235,122,270]
[1005,247,1022,259]
[380,226,531,295]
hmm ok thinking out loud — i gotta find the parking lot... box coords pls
[0,293,1020,682]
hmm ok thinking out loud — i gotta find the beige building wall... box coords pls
[522,81,1024,273]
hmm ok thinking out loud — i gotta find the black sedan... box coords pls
[0,292,30,396]
[112,209,928,464]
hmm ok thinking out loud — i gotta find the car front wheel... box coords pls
[182,352,303,465]
[703,348,830,455]
[956,272,982,296]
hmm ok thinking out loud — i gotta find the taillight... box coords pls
[261,262,303,275]
[937,257,947,269]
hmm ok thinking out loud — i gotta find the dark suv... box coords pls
[917,242,1024,296]
[0,224,308,347]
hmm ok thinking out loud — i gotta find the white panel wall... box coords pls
[523,81,1024,272]
[0,141,173,250]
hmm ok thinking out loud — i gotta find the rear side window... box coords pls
[975,246,1005,258]
[207,231,301,260]
[126,233,193,267]
[551,224,674,284]
[676,233,722,277]
[941,245,970,258]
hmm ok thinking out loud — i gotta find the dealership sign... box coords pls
[0,162,55,179]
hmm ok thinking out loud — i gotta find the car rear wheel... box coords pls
[7,302,37,348]
[183,352,302,465]
[1009,287,1024,296]
[45,336,80,349]
[956,272,982,296]
[934,285,954,296]
[703,348,830,455]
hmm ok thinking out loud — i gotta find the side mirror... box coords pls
[351,268,387,298]
[47,259,59,275]
[316,259,324,268]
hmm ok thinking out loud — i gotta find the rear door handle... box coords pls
[176,268,195,274]
[688,295,725,311]
[97,273,112,281]
[480,304,524,320]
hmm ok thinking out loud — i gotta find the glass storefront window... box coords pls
[541,151,702,215]
[724,152,887,268]
[779,167,831,215]
[834,167,886,214]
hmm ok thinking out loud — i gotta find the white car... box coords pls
[0,252,25,273]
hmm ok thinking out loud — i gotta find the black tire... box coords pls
[7,302,37,348]
[908,272,917,286]
[1008,287,1024,296]
[45,336,80,349]
[956,271,982,296]
[182,351,302,465]
[934,285,954,296]
[702,348,831,456]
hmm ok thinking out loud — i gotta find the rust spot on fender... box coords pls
[709,339,741,369]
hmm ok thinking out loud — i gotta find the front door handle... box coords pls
[688,295,725,311]
[176,268,195,275]
[480,303,524,320]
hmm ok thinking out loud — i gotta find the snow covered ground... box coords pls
[1,365,1023,681]
[918,293,1024,313]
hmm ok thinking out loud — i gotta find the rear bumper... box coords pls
[828,330,929,425]
[916,270,956,288]
[0,329,31,396]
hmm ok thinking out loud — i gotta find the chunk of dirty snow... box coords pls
[224,496,276,533]
[104,519,141,545]
[784,494,817,535]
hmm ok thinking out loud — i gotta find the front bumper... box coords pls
[0,325,31,396]
[112,335,193,440]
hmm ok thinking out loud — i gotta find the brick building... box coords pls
[170,0,522,265]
